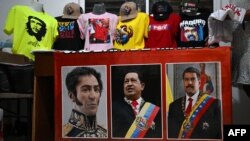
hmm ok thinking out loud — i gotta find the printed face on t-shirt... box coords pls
[179,18,206,42]
[184,26,198,41]
[26,16,47,41]
[88,18,110,44]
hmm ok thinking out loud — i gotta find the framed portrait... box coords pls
[111,64,163,139]
[54,47,231,141]
[166,62,223,140]
[61,65,107,138]
[54,63,108,140]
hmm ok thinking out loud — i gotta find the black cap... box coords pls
[152,1,173,21]
[180,0,199,13]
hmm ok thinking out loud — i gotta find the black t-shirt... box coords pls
[53,16,84,51]
[177,11,209,48]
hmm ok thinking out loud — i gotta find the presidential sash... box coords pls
[178,94,216,138]
[125,102,160,138]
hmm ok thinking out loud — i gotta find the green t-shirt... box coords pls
[4,5,58,60]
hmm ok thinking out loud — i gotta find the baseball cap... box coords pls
[120,1,138,22]
[152,1,173,21]
[62,2,82,19]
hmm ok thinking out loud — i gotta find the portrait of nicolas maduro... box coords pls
[167,63,222,140]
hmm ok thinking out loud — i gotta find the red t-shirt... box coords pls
[145,13,180,48]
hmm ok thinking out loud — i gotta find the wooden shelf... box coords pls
[0,92,33,99]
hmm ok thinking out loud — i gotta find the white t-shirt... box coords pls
[231,0,250,84]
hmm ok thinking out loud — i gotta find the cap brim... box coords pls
[62,15,79,19]
[154,13,168,20]
[121,12,137,22]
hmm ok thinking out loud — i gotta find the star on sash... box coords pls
[202,121,209,130]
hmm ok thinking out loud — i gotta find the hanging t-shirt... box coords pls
[114,12,149,50]
[4,5,58,60]
[77,12,118,51]
[145,13,181,48]
[231,0,250,84]
[177,12,209,48]
[53,16,84,51]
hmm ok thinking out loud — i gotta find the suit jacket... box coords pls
[63,109,107,138]
[112,99,162,138]
[168,95,222,139]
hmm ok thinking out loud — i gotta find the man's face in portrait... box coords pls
[184,26,198,41]
[183,72,200,97]
[74,75,101,116]
[30,18,43,34]
[123,72,145,100]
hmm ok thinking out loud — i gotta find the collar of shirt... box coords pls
[124,97,142,112]
[185,90,199,109]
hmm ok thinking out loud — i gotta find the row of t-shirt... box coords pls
[63,12,209,51]
[56,11,210,51]
[4,5,210,60]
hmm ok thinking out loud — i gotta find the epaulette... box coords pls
[63,123,74,136]
[97,125,107,132]
[96,125,108,137]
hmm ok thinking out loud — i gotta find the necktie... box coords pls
[185,98,193,116]
[131,100,138,115]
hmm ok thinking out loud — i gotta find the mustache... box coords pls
[188,35,195,38]
[126,86,134,90]
[75,98,100,106]
[186,85,194,89]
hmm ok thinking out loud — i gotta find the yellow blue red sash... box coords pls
[125,102,160,138]
[178,94,215,138]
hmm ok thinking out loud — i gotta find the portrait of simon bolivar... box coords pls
[61,65,107,138]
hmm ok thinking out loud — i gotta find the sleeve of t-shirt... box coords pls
[52,19,59,42]
[4,6,16,35]
[144,13,149,38]
[110,14,118,40]
[174,14,181,37]
[77,14,86,40]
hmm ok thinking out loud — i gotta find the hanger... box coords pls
[92,3,106,15]
[30,1,44,12]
